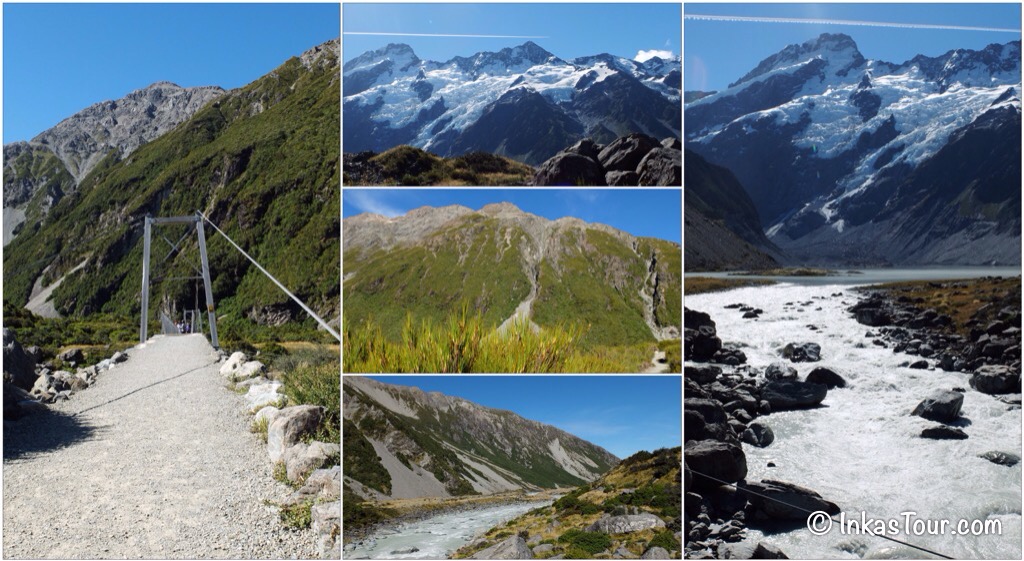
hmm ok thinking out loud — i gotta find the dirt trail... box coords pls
[2,334,316,559]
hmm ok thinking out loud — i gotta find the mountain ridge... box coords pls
[343,202,682,347]
[685,33,1021,266]
[343,376,620,499]
[344,41,680,165]
[3,82,226,245]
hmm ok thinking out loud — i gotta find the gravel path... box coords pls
[3,334,317,559]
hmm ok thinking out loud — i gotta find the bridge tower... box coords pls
[140,213,219,348]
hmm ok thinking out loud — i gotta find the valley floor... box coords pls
[3,335,318,558]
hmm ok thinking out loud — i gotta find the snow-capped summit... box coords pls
[685,34,1021,266]
[733,33,865,88]
[343,41,681,165]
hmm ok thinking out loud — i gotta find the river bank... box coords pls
[684,276,1022,559]
[344,491,561,559]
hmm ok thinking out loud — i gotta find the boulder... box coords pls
[3,329,37,391]
[4,381,22,420]
[761,380,827,410]
[979,451,1020,467]
[564,138,603,161]
[685,308,721,361]
[111,351,127,363]
[805,367,846,389]
[920,426,968,440]
[31,373,55,397]
[58,348,84,365]
[720,541,788,559]
[267,405,325,463]
[471,536,534,559]
[684,440,747,486]
[613,545,638,558]
[970,365,1020,395]
[533,152,606,186]
[911,390,963,423]
[311,501,340,559]
[741,422,775,448]
[764,363,797,381]
[588,512,666,534]
[637,147,681,186]
[219,351,248,377]
[908,360,929,370]
[744,480,840,521]
[605,170,640,186]
[598,133,660,173]
[685,365,721,384]
[853,308,891,327]
[532,544,555,556]
[244,382,284,412]
[640,546,670,559]
[254,405,281,427]
[782,343,821,362]
[233,360,265,381]
[284,465,341,506]
[661,137,682,150]
[236,376,271,390]
[283,440,340,483]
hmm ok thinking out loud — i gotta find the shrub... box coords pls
[557,529,612,555]
[648,530,679,552]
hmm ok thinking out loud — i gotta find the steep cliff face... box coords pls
[343,202,681,347]
[343,377,619,499]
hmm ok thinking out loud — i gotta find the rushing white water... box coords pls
[688,283,1022,559]
[345,500,551,559]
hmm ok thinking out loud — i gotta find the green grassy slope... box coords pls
[3,42,339,342]
[343,216,532,341]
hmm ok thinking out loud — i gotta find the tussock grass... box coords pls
[343,308,656,373]
[273,346,340,443]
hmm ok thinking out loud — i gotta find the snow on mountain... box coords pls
[343,41,681,163]
[685,33,1021,265]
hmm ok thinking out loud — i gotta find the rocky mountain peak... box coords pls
[479,201,529,217]
[343,42,419,75]
[300,38,340,70]
[731,32,864,88]
[29,82,225,183]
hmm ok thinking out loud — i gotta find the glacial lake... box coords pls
[686,267,1022,286]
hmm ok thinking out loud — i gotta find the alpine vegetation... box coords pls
[343,202,681,373]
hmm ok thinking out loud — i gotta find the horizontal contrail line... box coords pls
[685,14,1021,33]
[345,31,548,39]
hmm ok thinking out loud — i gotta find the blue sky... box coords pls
[363,376,681,459]
[343,189,682,243]
[3,3,339,142]
[343,3,681,64]
[685,3,1022,93]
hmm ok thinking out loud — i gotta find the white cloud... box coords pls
[345,190,406,218]
[635,49,674,63]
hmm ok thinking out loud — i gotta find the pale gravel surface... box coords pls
[3,334,317,559]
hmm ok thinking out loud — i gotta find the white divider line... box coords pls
[197,211,341,342]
